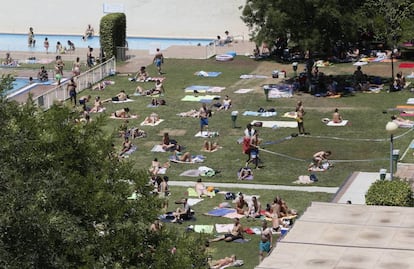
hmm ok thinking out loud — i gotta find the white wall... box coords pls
[0,0,250,39]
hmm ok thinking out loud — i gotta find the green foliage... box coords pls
[366,180,413,207]
[0,100,206,268]
[241,0,414,52]
[100,13,127,59]
[0,73,15,94]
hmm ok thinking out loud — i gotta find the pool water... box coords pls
[0,33,212,52]
[4,77,51,97]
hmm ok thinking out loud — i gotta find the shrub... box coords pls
[100,13,126,59]
[365,180,413,207]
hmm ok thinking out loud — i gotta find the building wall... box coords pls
[0,0,250,39]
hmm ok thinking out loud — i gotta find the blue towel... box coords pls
[185,85,211,91]
[206,208,235,217]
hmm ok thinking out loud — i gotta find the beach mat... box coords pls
[194,71,222,77]
[151,145,166,152]
[112,98,134,104]
[193,225,214,234]
[215,223,234,233]
[326,120,348,126]
[194,131,219,138]
[110,115,138,119]
[243,111,277,117]
[399,62,414,68]
[140,119,164,126]
[234,88,254,94]
[282,111,297,119]
[251,120,297,128]
[184,86,225,93]
[205,208,235,217]
[180,169,201,177]
[181,95,220,102]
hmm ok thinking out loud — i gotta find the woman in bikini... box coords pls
[173,145,192,162]
[112,107,130,118]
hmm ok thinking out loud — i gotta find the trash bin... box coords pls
[379,169,387,180]
[116,46,126,61]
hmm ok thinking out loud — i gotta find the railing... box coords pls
[34,57,116,110]
[205,42,216,59]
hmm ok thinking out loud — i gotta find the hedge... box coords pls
[365,180,413,207]
[100,13,126,59]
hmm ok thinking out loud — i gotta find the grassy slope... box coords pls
[78,57,413,268]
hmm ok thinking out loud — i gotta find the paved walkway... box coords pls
[169,181,339,194]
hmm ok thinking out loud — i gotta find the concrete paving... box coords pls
[256,202,414,269]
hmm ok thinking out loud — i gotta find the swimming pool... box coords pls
[4,77,51,98]
[0,33,213,52]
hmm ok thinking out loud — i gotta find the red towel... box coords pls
[398,63,414,68]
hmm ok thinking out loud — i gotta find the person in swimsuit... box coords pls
[66,78,77,105]
[218,95,232,110]
[332,108,342,123]
[209,217,243,242]
[44,37,49,53]
[173,144,192,162]
[112,107,130,118]
[28,27,35,47]
[153,48,164,75]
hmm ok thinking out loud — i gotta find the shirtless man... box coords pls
[235,193,248,215]
[210,255,236,269]
[195,178,213,198]
[153,48,164,75]
[310,150,331,169]
[112,107,130,118]
[119,137,132,156]
[209,218,243,242]
[103,90,128,103]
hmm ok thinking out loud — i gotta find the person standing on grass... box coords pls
[295,101,306,135]
[259,220,273,262]
[199,103,209,134]
[67,77,77,106]
[153,48,164,75]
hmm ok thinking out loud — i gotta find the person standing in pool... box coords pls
[153,48,164,75]
[28,27,35,47]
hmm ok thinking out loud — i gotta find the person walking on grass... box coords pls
[153,48,164,75]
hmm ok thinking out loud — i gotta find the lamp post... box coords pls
[385,121,398,180]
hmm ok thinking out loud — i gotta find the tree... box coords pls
[241,0,364,56]
[359,0,414,48]
[0,100,207,268]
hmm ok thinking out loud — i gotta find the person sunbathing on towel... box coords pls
[134,66,149,82]
[391,115,414,126]
[144,112,160,124]
[332,108,343,123]
[209,218,243,242]
[112,107,130,118]
[173,144,192,162]
[161,132,177,151]
[103,90,128,103]
[210,255,236,269]
[238,167,252,180]
[203,140,220,152]
[246,196,261,218]
[119,137,132,157]
[171,198,191,223]
[234,193,248,215]
[89,96,105,113]
[195,178,213,198]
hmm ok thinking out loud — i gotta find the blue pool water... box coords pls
[0,33,212,52]
[4,77,51,97]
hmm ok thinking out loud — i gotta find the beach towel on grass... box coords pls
[181,95,221,102]
[215,223,234,233]
[169,155,205,164]
[223,212,245,219]
[187,187,216,198]
[293,175,314,184]
[195,71,222,77]
[400,112,414,117]
[193,225,214,234]
[112,98,134,104]
[187,198,204,206]
[240,74,269,79]
[195,131,219,138]
[326,120,348,126]
[184,86,225,93]
[206,208,235,217]
[234,88,254,94]
[180,169,201,177]
[251,120,297,128]
[399,62,414,68]
[243,111,277,117]
[407,98,414,105]
[151,145,166,152]
[121,145,137,157]
[140,119,164,126]
[283,111,297,119]
[110,115,138,119]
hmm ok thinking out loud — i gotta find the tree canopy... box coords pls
[242,0,414,55]
[0,98,206,268]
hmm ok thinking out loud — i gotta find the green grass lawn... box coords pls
[74,56,413,268]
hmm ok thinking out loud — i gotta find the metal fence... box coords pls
[34,57,116,110]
